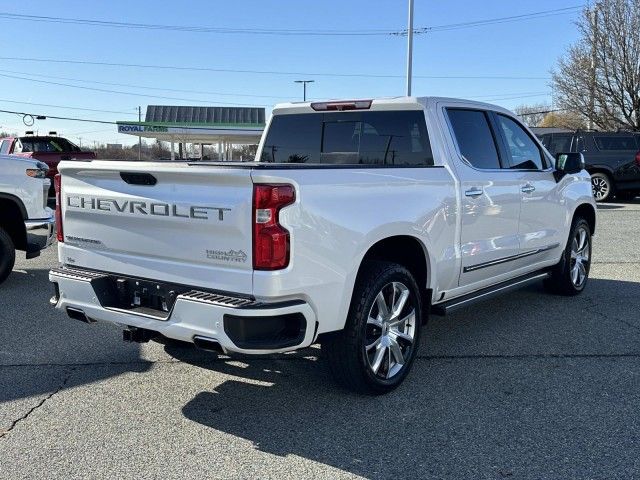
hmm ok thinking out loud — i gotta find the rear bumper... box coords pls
[49,267,318,354]
[25,216,55,258]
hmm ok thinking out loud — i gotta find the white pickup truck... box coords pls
[49,97,596,394]
[1,155,55,284]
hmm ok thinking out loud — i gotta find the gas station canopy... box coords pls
[116,105,266,159]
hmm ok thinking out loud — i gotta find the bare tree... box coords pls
[236,144,258,161]
[150,139,171,160]
[552,0,640,131]
[539,111,587,130]
[514,103,552,127]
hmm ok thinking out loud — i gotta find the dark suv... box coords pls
[539,131,640,201]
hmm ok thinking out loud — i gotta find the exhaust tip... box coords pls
[193,336,225,354]
[66,307,94,324]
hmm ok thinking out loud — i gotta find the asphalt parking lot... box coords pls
[1,199,639,479]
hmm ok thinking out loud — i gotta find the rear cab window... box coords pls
[260,110,434,166]
[0,139,10,155]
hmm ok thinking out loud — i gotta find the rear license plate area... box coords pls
[91,275,191,319]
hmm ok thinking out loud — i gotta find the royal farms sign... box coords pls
[118,124,169,133]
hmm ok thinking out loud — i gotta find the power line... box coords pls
[0,56,550,80]
[0,108,116,125]
[393,6,583,35]
[0,69,291,100]
[0,12,394,36]
[469,91,550,100]
[0,97,136,115]
[0,70,553,107]
[0,6,583,36]
[470,92,551,102]
[0,72,272,106]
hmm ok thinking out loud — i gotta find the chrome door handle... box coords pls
[521,184,536,194]
[465,187,483,198]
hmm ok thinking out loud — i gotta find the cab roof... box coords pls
[272,96,515,116]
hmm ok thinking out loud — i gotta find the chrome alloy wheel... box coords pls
[570,226,590,287]
[365,282,416,380]
[591,175,610,201]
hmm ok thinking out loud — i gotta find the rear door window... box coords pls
[593,135,638,151]
[261,111,434,166]
[446,109,501,169]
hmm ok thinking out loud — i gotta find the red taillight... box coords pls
[635,151,640,167]
[54,174,63,242]
[252,184,295,270]
[310,100,372,111]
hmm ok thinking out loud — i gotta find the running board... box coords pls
[431,271,551,316]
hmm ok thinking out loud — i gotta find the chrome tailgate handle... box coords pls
[464,187,483,198]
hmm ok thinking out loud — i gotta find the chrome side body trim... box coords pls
[463,243,560,273]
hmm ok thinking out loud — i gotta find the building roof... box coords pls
[145,105,265,125]
[116,105,266,144]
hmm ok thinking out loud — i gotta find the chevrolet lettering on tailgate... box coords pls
[66,196,231,221]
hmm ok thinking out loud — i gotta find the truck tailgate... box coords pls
[57,161,254,294]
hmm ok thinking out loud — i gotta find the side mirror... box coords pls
[554,152,585,180]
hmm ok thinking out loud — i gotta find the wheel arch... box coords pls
[586,164,615,175]
[0,196,27,251]
[573,203,596,235]
[354,235,432,321]
[0,193,27,218]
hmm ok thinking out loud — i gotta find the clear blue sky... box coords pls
[0,0,584,146]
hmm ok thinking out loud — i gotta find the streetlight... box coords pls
[294,80,314,101]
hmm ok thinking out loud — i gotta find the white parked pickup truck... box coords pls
[49,97,596,394]
[0,155,55,284]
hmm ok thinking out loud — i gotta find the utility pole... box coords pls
[138,106,142,161]
[294,80,314,101]
[406,0,414,96]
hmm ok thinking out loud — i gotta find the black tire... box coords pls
[322,261,423,395]
[0,227,16,286]
[590,172,614,202]
[544,218,592,296]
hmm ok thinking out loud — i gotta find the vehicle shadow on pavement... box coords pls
[0,268,152,405]
[173,346,419,477]
[172,277,640,479]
